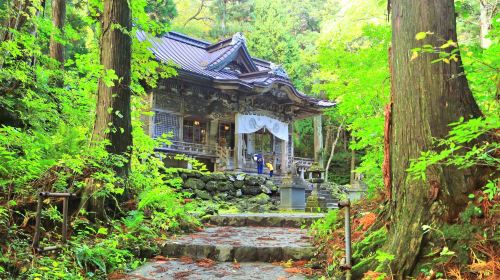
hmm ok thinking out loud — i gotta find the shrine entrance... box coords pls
[233,114,290,174]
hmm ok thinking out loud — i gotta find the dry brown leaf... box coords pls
[179,256,194,264]
[363,270,386,280]
[293,260,308,267]
[232,262,241,269]
[197,258,216,268]
[284,267,302,274]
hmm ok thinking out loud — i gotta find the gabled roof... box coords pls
[136,31,335,112]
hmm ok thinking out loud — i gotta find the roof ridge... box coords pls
[166,31,212,48]
[206,37,233,52]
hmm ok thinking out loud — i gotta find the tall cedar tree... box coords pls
[92,0,132,177]
[386,0,483,277]
[49,0,65,66]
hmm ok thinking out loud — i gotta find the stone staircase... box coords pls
[129,213,324,279]
[162,213,322,262]
[306,185,339,210]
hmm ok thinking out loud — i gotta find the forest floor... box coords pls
[124,213,325,280]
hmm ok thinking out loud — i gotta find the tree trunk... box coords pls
[386,1,483,277]
[1,0,32,42]
[325,123,342,182]
[91,0,132,177]
[349,135,355,185]
[87,0,132,220]
[323,124,332,165]
[49,0,65,66]
[313,115,323,167]
[479,0,493,49]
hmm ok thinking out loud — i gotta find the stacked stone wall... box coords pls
[177,170,280,212]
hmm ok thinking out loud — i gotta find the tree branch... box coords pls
[183,0,209,27]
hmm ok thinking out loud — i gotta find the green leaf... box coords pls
[97,227,108,235]
[415,32,427,40]
[440,246,455,256]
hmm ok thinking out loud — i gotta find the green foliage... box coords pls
[75,240,134,275]
[483,179,498,201]
[352,227,387,261]
[0,206,8,234]
[28,254,84,280]
[0,1,208,279]
[407,116,499,181]
[309,209,339,237]
[315,21,390,193]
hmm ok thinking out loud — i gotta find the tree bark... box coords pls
[91,0,132,177]
[313,115,323,167]
[1,0,32,42]
[325,123,342,182]
[479,0,494,49]
[386,0,483,277]
[349,135,356,185]
[49,0,65,66]
[323,124,332,164]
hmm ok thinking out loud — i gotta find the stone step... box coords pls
[204,213,324,228]
[161,226,315,262]
[130,260,307,280]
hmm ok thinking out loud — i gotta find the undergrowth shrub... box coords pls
[309,209,339,237]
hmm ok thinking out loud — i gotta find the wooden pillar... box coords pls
[208,119,218,145]
[209,119,219,171]
[281,138,288,175]
[289,122,294,163]
[234,113,243,171]
[313,115,323,167]
[272,135,278,168]
[178,101,184,141]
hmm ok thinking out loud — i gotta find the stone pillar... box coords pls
[313,115,323,167]
[300,168,305,179]
[280,138,288,174]
[234,113,243,171]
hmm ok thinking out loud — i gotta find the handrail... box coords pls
[157,140,218,156]
[155,139,314,169]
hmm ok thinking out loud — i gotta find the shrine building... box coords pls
[138,31,334,175]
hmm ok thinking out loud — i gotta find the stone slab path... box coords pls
[128,213,323,279]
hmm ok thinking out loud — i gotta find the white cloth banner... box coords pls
[236,114,289,141]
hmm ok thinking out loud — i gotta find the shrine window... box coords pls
[183,119,207,144]
[218,122,234,148]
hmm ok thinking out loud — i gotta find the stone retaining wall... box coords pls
[177,170,279,212]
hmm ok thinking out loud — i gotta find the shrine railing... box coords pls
[293,157,315,168]
[157,140,218,157]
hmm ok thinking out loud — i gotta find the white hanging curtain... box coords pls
[235,114,289,141]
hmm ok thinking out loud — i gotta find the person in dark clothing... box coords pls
[254,153,264,174]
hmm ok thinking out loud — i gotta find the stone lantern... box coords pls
[305,162,326,212]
